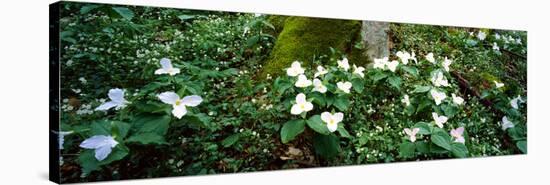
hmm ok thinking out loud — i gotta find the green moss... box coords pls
[266,15,288,37]
[261,17,364,78]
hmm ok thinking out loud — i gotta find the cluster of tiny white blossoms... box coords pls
[75,103,94,115]
[372,51,467,144]
[77,58,204,161]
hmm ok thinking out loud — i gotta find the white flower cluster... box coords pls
[285,58,365,132]
[76,103,94,115]
[80,58,205,161]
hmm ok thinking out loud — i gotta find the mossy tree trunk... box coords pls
[361,21,390,61]
[261,16,365,78]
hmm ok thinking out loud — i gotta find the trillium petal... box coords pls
[79,135,112,149]
[155,68,168,75]
[295,93,307,104]
[455,137,465,144]
[160,58,173,70]
[290,104,302,115]
[108,88,125,102]
[181,95,203,107]
[169,68,181,76]
[95,101,117,111]
[333,112,344,123]
[412,128,420,135]
[327,121,338,132]
[303,102,314,112]
[158,92,180,105]
[172,104,187,119]
[321,112,331,123]
[404,128,412,136]
[94,145,113,161]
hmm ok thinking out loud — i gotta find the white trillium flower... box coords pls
[477,31,486,40]
[442,57,452,72]
[314,65,328,77]
[495,33,501,40]
[373,57,388,69]
[80,135,119,161]
[451,93,464,105]
[312,79,327,93]
[386,60,399,72]
[396,51,412,65]
[321,112,344,133]
[295,74,313,88]
[337,57,350,71]
[404,128,420,142]
[411,51,418,64]
[286,61,305,77]
[95,88,129,111]
[432,112,448,128]
[353,64,365,78]
[158,92,203,119]
[425,53,435,64]
[337,81,352,93]
[450,127,465,144]
[154,58,181,76]
[500,116,514,131]
[494,81,504,88]
[290,93,313,115]
[431,71,449,87]
[510,95,524,109]
[430,89,447,105]
[493,42,500,51]
[401,94,411,106]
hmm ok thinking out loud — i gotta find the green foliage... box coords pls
[280,119,306,143]
[57,2,527,182]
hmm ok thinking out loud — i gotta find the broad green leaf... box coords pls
[333,96,350,111]
[221,133,241,148]
[387,76,402,89]
[414,122,432,135]
[78,145,129,174]
[313,134,340,159]
[309,93,326,107]
[134,101,169,113]
[280,119,305,143]
[404,105,416,116]
[442,104,459,118]
[412,85,431,93]
[80,5,99,14]
[126,133,166,145]
[450,143,469,158]
[516,140,527,154]
[415,141,430,153]
[177,15,195,20]
[134,114,171,135]
[90,120,111,136]
[306,115,330,135]
[401,66,419,77]
[186,113,215,131]
[429,143,449,154]
[111,7,134,20]
[399,142,416,158]
[337,124,351,138]
[371,72,388,82]
[431,131,452,151]
[351,78,365,93]
[111,121,131,139]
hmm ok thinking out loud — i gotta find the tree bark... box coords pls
[361,21,390,61]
